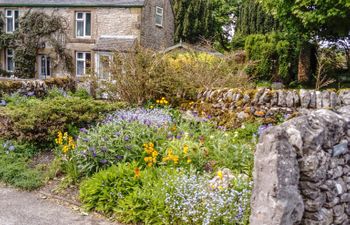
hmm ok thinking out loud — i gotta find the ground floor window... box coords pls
[76,52,91,76]
[6,49,15,73]
[95,53,112,80]
[39,55,51,79]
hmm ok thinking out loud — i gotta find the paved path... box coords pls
[0,185,116,225]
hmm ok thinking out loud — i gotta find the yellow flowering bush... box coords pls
[55,131,76,155]
[143,142,159,167]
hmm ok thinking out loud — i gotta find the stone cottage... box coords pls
[0,0,174,79]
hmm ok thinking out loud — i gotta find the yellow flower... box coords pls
[62,145,69,154]
[150,105,154,109]
[147,162,153,167]
[187,158,192,163]
[55,131,63,145]
[134,167,141,178]
[217,170,223,180]
[218,186,224,191]
[156,100,160,104]
[183,145,189,155]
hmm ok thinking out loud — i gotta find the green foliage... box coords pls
[235,0,280,36]
[0,95,124,144]
[260,0,350,39]
[80,163,141,215]
[0,140,43,190]
[244,32,298,82]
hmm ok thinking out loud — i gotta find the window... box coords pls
[155,6,163,27]
[95,53,112,80]
[39,55,51,79]
[6,49,15,73]
[76,52,91,76]
[5,9,19,33]
[76,12,91,38]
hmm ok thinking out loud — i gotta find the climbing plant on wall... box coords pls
[0,11,73,78]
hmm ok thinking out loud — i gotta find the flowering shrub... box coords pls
[103,108,172,127]
[164,172,251,225]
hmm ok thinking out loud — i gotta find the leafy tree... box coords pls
[173,0,237,50]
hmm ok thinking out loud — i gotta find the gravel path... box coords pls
[0,185,117,225]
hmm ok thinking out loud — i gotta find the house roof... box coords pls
[163,42,224,57]
[0,0,145,7]
[92,37,137,52]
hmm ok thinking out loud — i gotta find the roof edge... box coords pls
[0,3,144,8]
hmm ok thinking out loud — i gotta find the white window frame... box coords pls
[75,12,91,38]
[95,52,113,80]
[5,48,15,73]
[155,6,164,27]
[76,52,91,76]
[5,9,19,33]
[39,55,51,79]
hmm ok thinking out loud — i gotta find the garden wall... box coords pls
[197,88,350,116]
[0,77,76,97]
[250,106,350,225]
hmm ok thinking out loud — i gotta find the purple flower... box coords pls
[176,135,182,139]
[92,152,97,157]
[258,124,273,136]
[124,136,130,142]
[27,91,35,97]
[82,137,90,142]
[115,155,124,160]
[0,100,7,106]
[100,146,108,152]
[125,145,132,151]
[8,145,15,151]
[114,132,121,137]
[100,159,108,164]
[88,146,95,152]
[80,128,88,134]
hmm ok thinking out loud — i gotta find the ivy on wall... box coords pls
[0,11,73,78]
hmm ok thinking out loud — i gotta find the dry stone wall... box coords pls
[250,106,350,225]
[197,88,350,116]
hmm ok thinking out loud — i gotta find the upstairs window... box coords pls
[6,49,15,73]
[76,12,91,38]
[155,6,163,27]
[5,9,19,33]
[76,52,91,76]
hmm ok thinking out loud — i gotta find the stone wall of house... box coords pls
[140,0,175,50]
[250,106,350,225]
[196,89,350,119]
[0,6,142,78]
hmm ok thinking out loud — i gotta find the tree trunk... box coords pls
[298,42,312,84]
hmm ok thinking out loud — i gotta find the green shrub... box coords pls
[0,95,124,145]
[80,163,141,215]
[244,32,298,82]
[0,140,43,190]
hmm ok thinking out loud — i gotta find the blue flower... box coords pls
[115,155,124,160]
[27,91,35,97]
[0,100,7,106]
[8,145,15,151]
[124,136,130,142]
[80,128,88,133]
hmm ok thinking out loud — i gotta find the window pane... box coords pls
[77,12,83,19]
[85,13,91,36]
[41,56,46,76]
[77,52,84,59]
[155,15,162,26]
[47,57,51,76]
[7,18,13,32]
[156,7,163,14]
[86,53,91,70]
[7,57,14,72]
[6,10,12,17]
[77,21,84,36]
[77,61,84,76]
[7,49,13,56]
[14,11,19,30]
